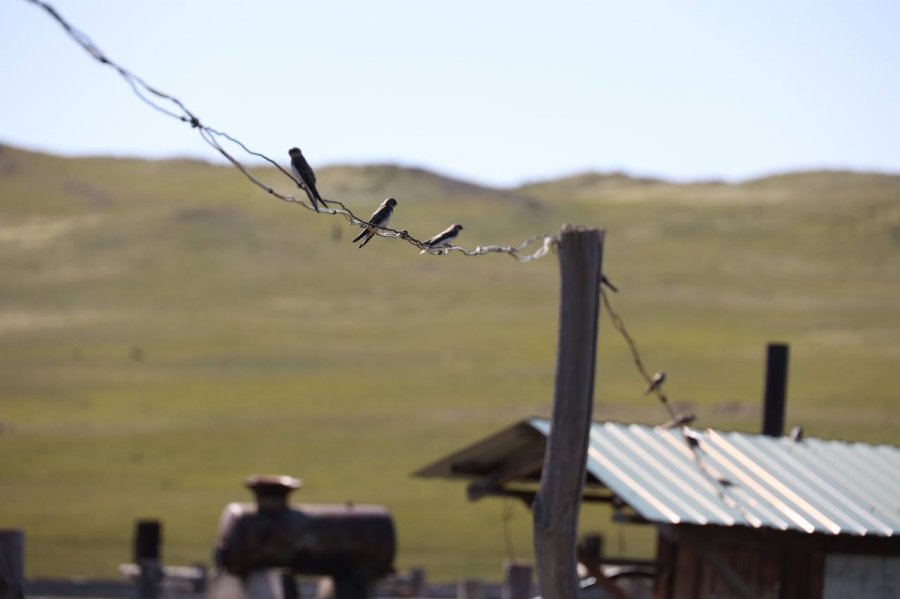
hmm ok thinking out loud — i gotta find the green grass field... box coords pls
[1,145,898,580]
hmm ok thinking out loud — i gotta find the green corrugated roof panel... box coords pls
[530,419,900,536]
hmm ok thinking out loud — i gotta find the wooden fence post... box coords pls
[0,529,25,599]
[532,226,604,599]
[457,578,483,599]
[134,520,163,599]
[501,560,533,599]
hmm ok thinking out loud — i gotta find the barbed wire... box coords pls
[599,288,742,510]
[28,0,682,409]
[600,288,679,420]
[28,0,748,530]
[24,0,556,263]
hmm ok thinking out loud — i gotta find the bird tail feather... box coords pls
[358,233,375,248]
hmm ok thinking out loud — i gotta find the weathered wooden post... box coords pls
[0,529,25,599]
[134,520,163,599]
[501,560,533,599]
[457,578,484,599]
[532,226,604,599]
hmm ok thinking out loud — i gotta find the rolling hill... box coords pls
[1,144,898,580]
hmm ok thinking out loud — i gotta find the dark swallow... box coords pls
[288,147,323,212]
[420,224,464,254]
[353,197,397,248]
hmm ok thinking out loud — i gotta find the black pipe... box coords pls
[761,343,790,437]
[134,520,161,562]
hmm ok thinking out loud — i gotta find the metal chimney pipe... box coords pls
[134,520,162,562]
[761,343,789,437]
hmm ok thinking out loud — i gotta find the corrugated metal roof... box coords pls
[534,419,900,536]
[417,418,900,538]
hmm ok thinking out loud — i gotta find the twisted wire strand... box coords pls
[601,288,677,419]
[29,0,747,519]
[25,0,556,263]
[601,289,745,510]
[688,442,757,522]
[27,0,679,409]
[29,0,676,398]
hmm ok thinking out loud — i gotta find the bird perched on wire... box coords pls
[420,224,464,254]
[288,147,324,212]
[352,197,397,249]
[643,371,666,395]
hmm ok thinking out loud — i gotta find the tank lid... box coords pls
[244,475,301,511]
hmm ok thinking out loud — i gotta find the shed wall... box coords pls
[654,527,826,599]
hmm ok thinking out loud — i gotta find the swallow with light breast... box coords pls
[643,371,666,395]
[288,147,323,212]
[353,197,397,248]
[420,224,463,254]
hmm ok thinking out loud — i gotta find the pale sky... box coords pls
[3,0,899,187]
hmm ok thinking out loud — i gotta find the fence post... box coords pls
[0,529,25,599]
[134,520,163,599]
[532,226,604,599]
[457,578,483,599]
[501,560,532,599]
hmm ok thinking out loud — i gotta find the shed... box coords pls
[415,418,900,598]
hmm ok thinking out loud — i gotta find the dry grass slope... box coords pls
[1,144,898,580]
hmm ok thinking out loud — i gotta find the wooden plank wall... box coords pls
[654,527,824,599]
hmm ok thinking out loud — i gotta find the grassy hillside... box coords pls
[1,144,898,580]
